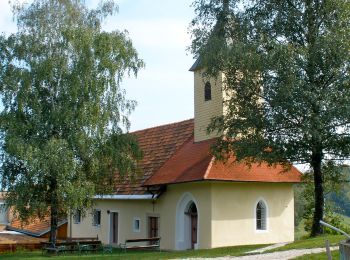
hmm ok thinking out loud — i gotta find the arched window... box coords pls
[256,200,267,230]
[204,81,211,101]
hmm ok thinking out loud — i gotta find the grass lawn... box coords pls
[0,234,346,260]
[267,234,344,252]
[293,250,339,260]
[0,244,265,260]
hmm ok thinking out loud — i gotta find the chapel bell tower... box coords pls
[190,59,225,142]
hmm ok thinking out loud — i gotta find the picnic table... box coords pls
[41,239,112,255]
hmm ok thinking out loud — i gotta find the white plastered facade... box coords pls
[70,182,295,250]
[70,66,296,250]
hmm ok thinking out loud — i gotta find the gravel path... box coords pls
[181,246,338,260]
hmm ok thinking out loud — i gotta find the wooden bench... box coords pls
[120,237,161,252]
[42,241,81,255]
[77,241,112,254]
[42,245,67,255]
[67,236,99,241]
[41,242,77,255]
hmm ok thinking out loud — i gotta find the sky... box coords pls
[0,0,196,131]
[0,1,312,173]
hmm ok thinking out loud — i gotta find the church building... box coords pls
[69,62,301,250]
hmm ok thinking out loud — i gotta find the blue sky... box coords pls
[0,0,196,131]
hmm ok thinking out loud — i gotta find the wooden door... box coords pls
[191,214,197,249]
[148,217,158,238]
[149,217,159,244]
[111,212,118,244]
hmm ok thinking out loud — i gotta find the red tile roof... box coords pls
[114,119,194,194]
[144,136,302,186]
[115,119,301,194]
[7,216,67,237]
[144,137,215,185]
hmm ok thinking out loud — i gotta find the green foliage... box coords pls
[304,204,349,235]
[295,163,350,234]
[328,166,350,216]
[190,0,350,166]
[190,0,350,235]
[0,0,143,239]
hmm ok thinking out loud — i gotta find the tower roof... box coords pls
[189,57,202,71]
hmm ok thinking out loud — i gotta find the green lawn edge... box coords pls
[0,234,346,260]
[292,250,339,260]
[266,234,344,252]
[0,244,266,260]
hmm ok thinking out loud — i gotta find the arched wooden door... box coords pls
[187,202,198,249]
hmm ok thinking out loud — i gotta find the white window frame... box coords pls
[133,217,141,233]
[254,198,268,233]
[92,209,101,227]
[0,202,8,224]
[0,203,6,213]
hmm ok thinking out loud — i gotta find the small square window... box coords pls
[73,209,81,224]
[93,209,101,226]
[133,218,140,232]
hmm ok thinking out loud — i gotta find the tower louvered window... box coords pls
[256,200,267,230]
[204,81,211,101]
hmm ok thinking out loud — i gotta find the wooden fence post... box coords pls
[325,239,332,260]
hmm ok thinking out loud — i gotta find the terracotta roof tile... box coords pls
[144,137,215,185]
[7,216,67,237]
[113,119,194,195]
[206,157,302,182]
[114,119,301,194]
[144,137,302,186]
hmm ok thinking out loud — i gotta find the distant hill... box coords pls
[327,166,350,216]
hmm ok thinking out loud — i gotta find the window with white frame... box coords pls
[0,203,8,224]
[92,209,101,226]
[133,218,140,232]
[73,209,81,224]
[256,200,267,230]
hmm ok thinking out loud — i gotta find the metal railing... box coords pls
[320,220,350,240]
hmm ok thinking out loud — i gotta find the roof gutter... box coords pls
[93,194,155,200]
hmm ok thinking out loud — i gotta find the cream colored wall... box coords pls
[69,199,156,245]
[156,182,212,249]
[70,182,294,250]
[69,182,213,250]
[210,182,295,247]
[194,69,224,142]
